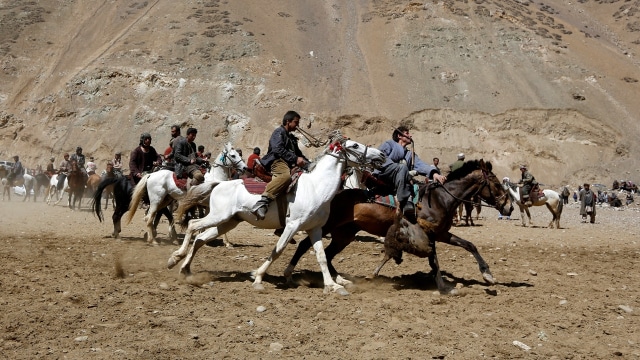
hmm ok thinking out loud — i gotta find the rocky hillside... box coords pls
[1,0,639,187]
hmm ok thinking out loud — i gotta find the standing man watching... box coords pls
[252,111,309,220]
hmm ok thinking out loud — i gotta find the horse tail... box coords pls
[92,177,119,222]
[556,192,564,216]
[175,181,218,229]
[124,174,149,225]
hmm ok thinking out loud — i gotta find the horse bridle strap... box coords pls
[431,170,505,209]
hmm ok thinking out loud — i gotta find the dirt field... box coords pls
[1,195,639,359]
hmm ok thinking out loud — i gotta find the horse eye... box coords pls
[350,143,359,149]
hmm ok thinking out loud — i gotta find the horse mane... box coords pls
[303,129,344,173]
[447,160,492,182]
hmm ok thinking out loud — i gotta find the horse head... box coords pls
[475,160,513,216]
[326,132,385,171]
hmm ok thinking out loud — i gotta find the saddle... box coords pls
[172,173,188,191]
[253,162,272,183]
[520,184,543,203]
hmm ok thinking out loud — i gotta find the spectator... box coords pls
[579,183,596,223]
[449,153,465,173]
[247,147,262,176]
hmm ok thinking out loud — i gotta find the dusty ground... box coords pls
[1,196,639,359]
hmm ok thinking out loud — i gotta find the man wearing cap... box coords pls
[172,127,205,185]
[518,164,536,206]
[46,157,56,177]
[450,153,465,173]
[579,183,597,223]
[375,125,445,222]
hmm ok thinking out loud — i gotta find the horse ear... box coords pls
[479,159,486,169]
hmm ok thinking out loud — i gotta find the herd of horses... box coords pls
[3,133,569,295]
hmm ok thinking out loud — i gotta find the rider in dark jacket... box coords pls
[172,127,205,185]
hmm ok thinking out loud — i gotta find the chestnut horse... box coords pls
[66,160,85,210]
[285,160,514,292]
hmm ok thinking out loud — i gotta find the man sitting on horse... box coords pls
[7,155,24,186]
[172,127,206,186]
[46,157,56,177]
[70,146,88,185]
[57,153,71,186]
[375,126,446,221]
[86,156,97,175]
[252,111,309,220]
[518,164,537,206]
[130,132,162,185]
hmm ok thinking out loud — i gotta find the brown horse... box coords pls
[67,160,85,210]
[86,172,101,198]
[285,159,513,293]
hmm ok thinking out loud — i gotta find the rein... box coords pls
[431,170,507,209]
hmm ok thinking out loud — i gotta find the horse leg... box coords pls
[426,239,452,294]
[112,208,124,238]
[253,224,301,291]
[177,219,239,275]
[518,204,527,227]
[545,202,556,229]
[439,233,495,284]
[524,206,533,227]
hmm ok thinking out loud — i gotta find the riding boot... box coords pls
[252,195,272,220]
[522,195,532,207]
[401,200,417,223]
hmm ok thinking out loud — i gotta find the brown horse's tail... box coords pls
[124,174,149,225]
[176,181,218,229]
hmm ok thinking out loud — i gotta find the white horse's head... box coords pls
[205,142,248,182]
[328,135,386,170]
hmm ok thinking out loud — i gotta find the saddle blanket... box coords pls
[172,173,188,191]
[372,184,420,208]
[243,177,268,194]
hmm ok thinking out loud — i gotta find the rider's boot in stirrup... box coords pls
[252,195,272,220]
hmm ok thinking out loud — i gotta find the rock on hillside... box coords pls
[0,0,639,187]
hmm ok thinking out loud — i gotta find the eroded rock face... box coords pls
[1,0,639,187]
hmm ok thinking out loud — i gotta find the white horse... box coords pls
[503,180,563,229]
[124,142,247,245]
[167,132,386,296]
[46,174,62,204]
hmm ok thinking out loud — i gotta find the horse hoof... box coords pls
[336,275,353,287]
[448,288,459,296]
[252,282,265,291]
[483,272,496,285]
[167,257,178,269]
[324,285,349,296]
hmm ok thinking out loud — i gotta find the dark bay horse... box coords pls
[285,159,514,292]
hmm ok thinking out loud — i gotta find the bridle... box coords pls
[325,139,382,172]
[431,168,509,210]
[210,149,244,178]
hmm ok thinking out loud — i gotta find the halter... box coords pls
[210,149,243,177]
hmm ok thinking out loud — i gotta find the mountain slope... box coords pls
[1,0,639,186]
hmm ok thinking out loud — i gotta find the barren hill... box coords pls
[1,0,640,187]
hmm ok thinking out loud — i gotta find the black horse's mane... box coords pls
[446,159,492,182]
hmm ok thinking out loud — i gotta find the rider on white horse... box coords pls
[251,111,310,221]
[518,164,536,206]
[8,155,24,186]
[172,127,206,186]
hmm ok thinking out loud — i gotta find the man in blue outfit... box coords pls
[376,126,446,221]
